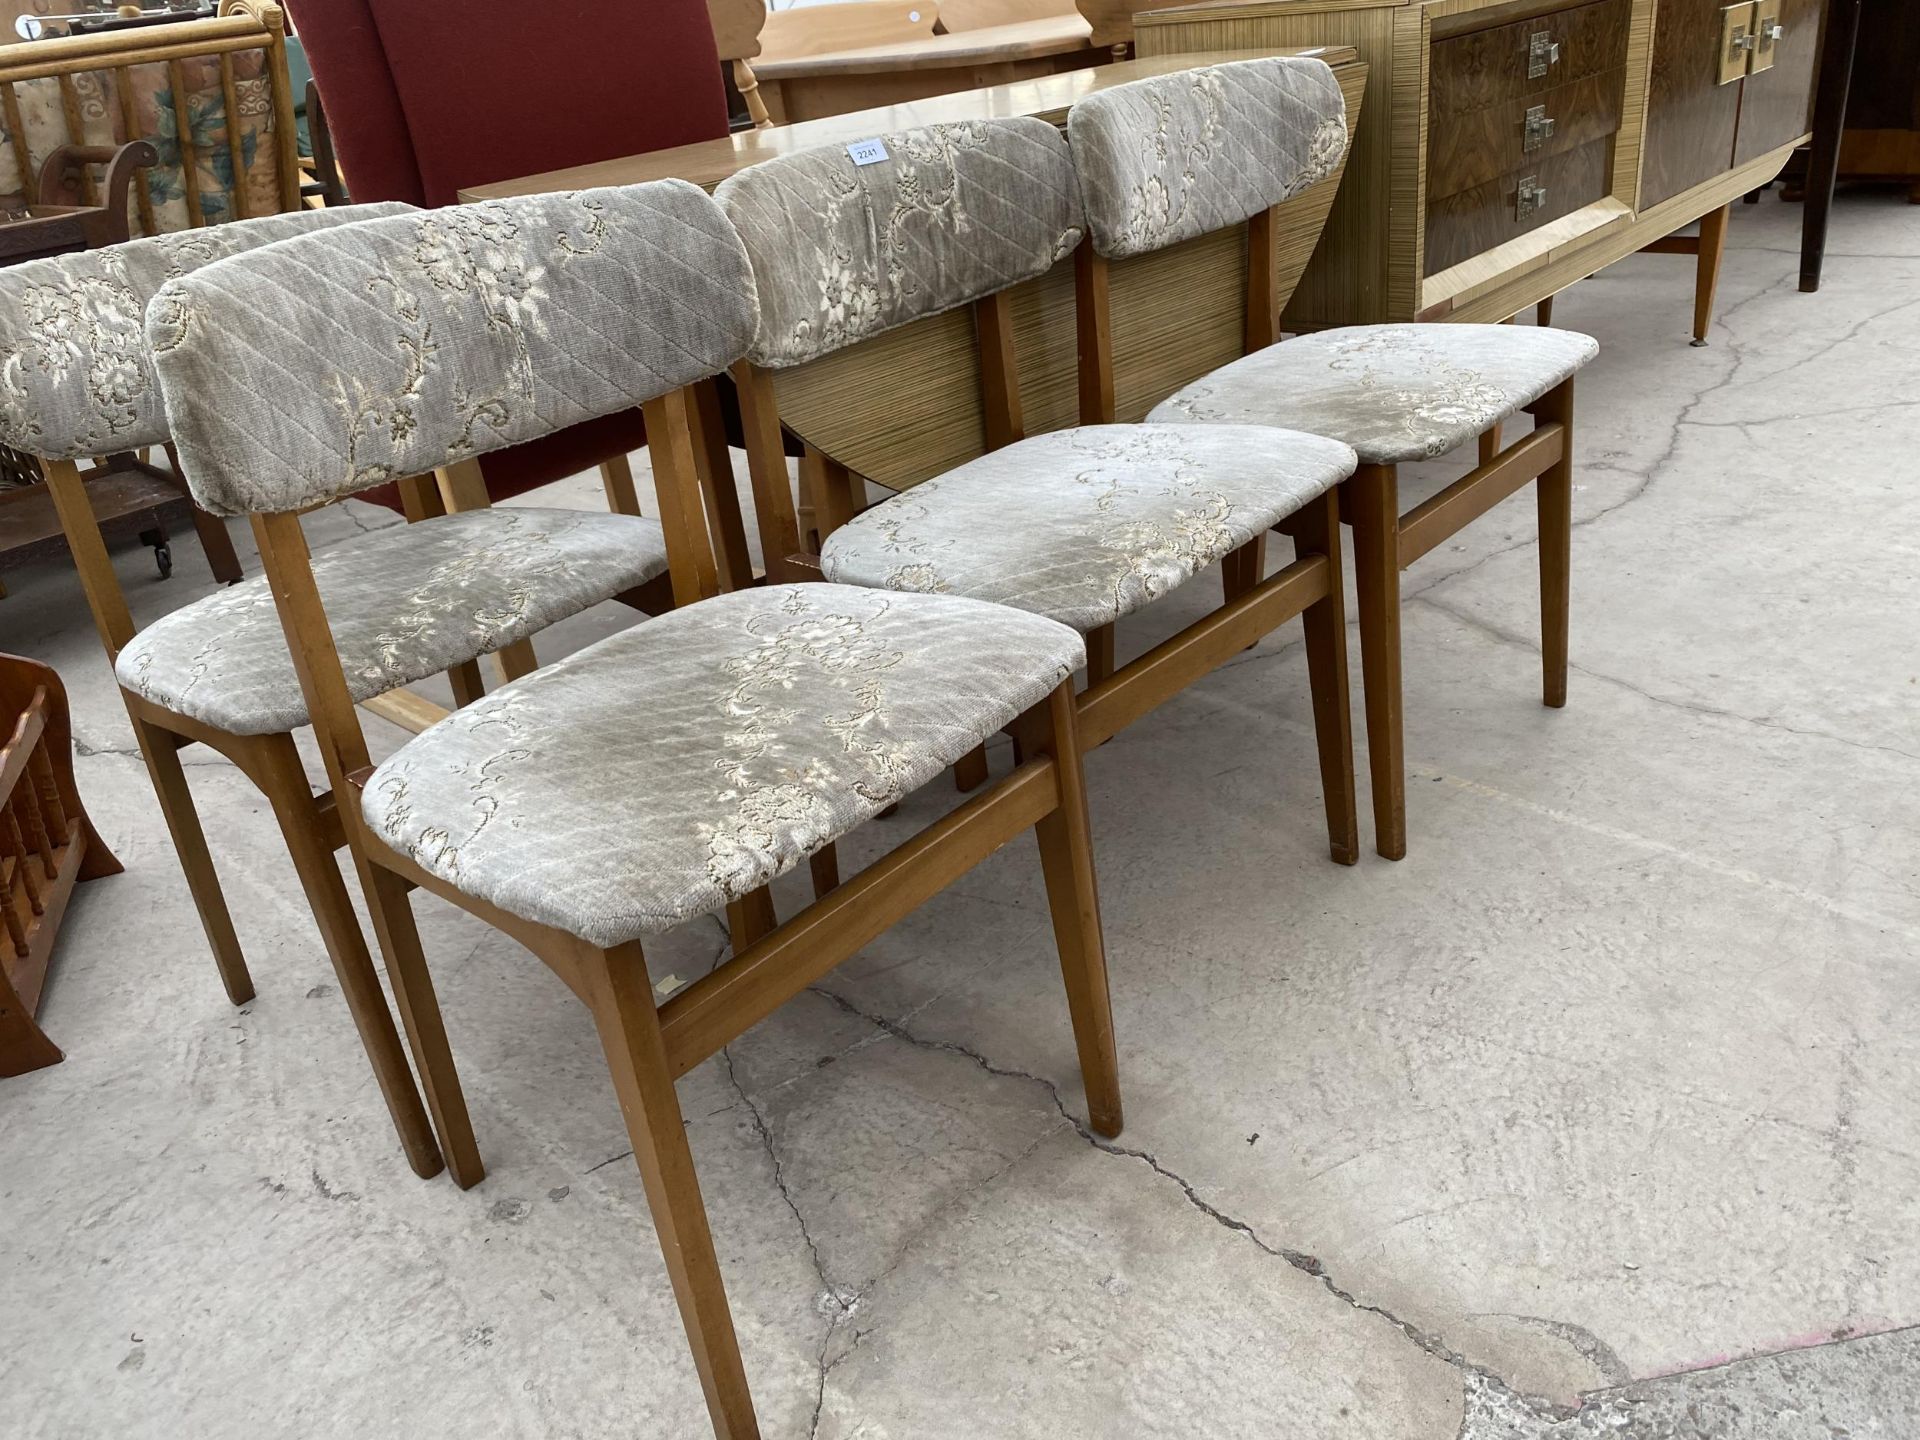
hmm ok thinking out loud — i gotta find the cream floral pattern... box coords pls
[1150,324,1600,466]
[0,204,413,461]
[714,117,1083,368]
[820,424,1357,634]
[360,585,1085,945]
[148,180,758,517]
[113,507,674,737]
[1068,57,1349,261]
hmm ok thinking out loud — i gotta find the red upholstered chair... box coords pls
[285,0,731,506]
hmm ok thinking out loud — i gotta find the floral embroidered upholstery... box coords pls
[147,180,758,516]
[360,584,1085,944]
[1067,57,1349,261]
[1150,324,1601,466]
[113,507,671,736]
[819,425,1356,634]
[0,203,414,462]
[713,118,1083,368]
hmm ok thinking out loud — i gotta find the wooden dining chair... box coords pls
[147,179,1123,1440]
[713,115,1363,864]
[1086,58,1600,861]
[0,203,684,1180]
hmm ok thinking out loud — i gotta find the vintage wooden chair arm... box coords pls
[34,140,158,245]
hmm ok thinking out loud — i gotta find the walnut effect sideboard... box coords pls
[1135,0,1827,335]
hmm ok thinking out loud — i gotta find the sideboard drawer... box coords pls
[1427,65,1626,199]
[1429,0,1631,115]
[1424,135,1612,275]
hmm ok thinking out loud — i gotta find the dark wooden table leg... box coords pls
[1802,0,1863,293]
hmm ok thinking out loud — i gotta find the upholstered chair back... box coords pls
[0,204,415,464]
[1066,56,1349,261]
[713,117,1084,369]
[147,181,759,518]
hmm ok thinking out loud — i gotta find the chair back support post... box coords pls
[973,291,1027,451]
[640,388,723,607]
[1073,245,1116,426]
[1245,205,1282,354]
[36,458,141,662]
[731,361,807,581]
[248,510,379,802]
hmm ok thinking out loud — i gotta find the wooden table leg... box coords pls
[1691,203,1731,346]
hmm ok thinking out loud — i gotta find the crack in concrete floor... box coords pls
[802,985,1559,1420]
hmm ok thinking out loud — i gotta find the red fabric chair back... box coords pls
[290,0,728,207]
[285,0,426,206]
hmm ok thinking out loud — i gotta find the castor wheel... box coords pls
[136,525,173,579]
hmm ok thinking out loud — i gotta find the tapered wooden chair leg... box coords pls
[953,744,990,794]
[490,637,538,686]
[447,659,486,709]
[808,842,840,899]
[1291,494,1359,866]
[357,854,484,1189]
[1027,685,1122,1138]
[1478,422,1502,466]
[1085,623,1117,685]
[255,737,443,1180]
[1347,465,1407,861]
[726,887,777,952]
[583,941,761,1440]
[1221,532,1266,605]
[1531,380,1575,709]
[129,713,254,1004]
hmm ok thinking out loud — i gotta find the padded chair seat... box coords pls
[360,584,1084,946]
[1149,324,1600,466]
[818,424,1357,634]
[115,508,669,736]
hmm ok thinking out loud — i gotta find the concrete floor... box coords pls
[3,192,1918,1438]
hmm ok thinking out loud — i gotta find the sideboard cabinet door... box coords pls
[1733,0,1823,164]
[1641,0,1745,208]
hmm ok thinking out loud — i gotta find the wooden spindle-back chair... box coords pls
[0,1,302,234]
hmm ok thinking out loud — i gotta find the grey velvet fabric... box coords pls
[147,181,758,516]
[0,204,415,462]
[1150,324,1600,465]
[820,424,1356,633]
[114,507,670,736]
[361,584,1085,945]
[1067,57,1348,261]
[713,118,1083,368]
